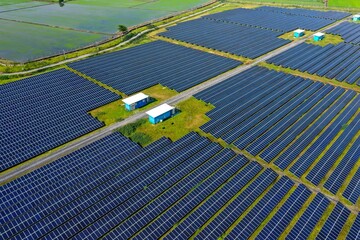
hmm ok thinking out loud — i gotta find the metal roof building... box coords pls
[313,32,325,41]
[122,92,149,111]
[146,104,175,124]
[293,29,305,38]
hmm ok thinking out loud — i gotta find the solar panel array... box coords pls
[2,130,356,238]
[267,42,360,85]
[194,66,359,190]
[286,194,330,240]
[347,214,360,240]
[203,7,337,32]
[343,167,360,204]
[257,6,350,20]
[0,69,120,172]
[68,40,241,95]
[160,18,291,59]
[326,21,360,44]
[317,203,350,240]
[256,184,311,240]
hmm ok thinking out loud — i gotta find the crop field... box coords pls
[0,20,107,62]
[0,0,211,62]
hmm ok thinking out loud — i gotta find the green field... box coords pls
[0,0,211,62]
[0,19,107,62]
[0,0,32,5]
[329,0,360,8]
[228,0,360,8]
[0,4,170,34]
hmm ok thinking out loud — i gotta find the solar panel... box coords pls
[68,41,241,95]
[287,194,330,240]
[0,69,120,171]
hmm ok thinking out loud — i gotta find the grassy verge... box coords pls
[90,84,178,126]
[259,62,360,92]
[117,97,214,146]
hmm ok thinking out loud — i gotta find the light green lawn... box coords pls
[90,84,178,126]
[329,0,360,8]
[118,97,214,146]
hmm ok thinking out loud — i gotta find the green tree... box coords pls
[118,25,128,33]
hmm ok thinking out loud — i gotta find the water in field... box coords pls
[0,0,209,62]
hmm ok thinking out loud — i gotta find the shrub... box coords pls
[117,119,146,136]
[131,132,152,146]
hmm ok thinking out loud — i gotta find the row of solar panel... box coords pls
[267,42,360,85]
[326,21,360,44]
[203,7,337,32]
[68,40,242,95]
[194,67,359,197]
[0,69,120,172]
[1,131,357,239]
[160,18,290,59]
[257,6,350,20]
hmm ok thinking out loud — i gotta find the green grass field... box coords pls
[329,0,360,8]
[118,97,214,146]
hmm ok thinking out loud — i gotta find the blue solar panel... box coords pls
[257,6,350,20]
[204,7,337,32]
[227,176,294,239]
[256,184,311,240]
[195,168,278,239]
[326,22,360,45]
[287,194,330,240]
[0,69,120,171]
[343,167,360,204]
[160,18,290,59]
[68,41,241,95]
[164,161,263,240]
[306,113,360,186]
[347,214,360,240]
[267,42,360,84]
[317,203,350,239]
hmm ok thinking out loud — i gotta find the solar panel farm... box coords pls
[0,0,360,239]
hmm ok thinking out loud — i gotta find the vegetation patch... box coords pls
[89,84,178,126]
[117,97,214,146]
[279,30,315,41]
[305,33,344,47]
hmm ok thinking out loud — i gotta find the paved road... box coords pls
[0,15,350,185]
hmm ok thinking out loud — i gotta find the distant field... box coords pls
[329,0,360,8]
[0,0,31,5]
[0,19,107,62]
[0,0,211,62]
[227,0,323,6]
[0,4,171,34]
[228,0,360,8]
